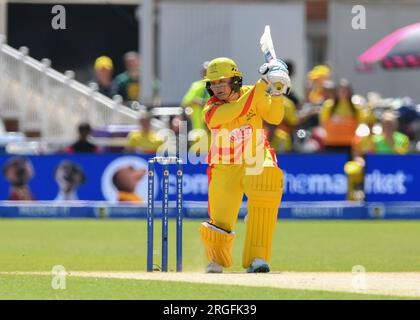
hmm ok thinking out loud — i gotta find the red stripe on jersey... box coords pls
[205,104,221,126]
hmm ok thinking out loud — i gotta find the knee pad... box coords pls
[244,166,283,208]
[199,222,235,268]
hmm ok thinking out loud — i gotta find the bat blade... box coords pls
[260,25,277,63]
[259,25,285,93]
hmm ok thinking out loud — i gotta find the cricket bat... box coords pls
[259,25,285,92]
[260,25,277,64]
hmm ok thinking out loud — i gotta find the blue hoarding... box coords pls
[0,154,348,202]
[0,154,206,202]
[2,201,420,219]
[280,154,348,201]
[365,155,420,202]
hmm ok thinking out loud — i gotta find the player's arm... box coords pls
[182,81,204,107]
[254,79,284,125]
[319,99,333,124]
[257,59,290,124]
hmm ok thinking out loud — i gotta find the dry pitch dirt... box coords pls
[2,271,420,298]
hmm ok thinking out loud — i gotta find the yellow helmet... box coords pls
[204,57,242,82]
[308,65,330,80]
[94,56,113,70]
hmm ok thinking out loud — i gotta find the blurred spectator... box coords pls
[65,123,99,153]
[345,111,409,201]
[352,124,373,160]
[265,124,290,153]
[90,56,114,98]
[268,96,298,153]
[306,65,330,105]
[112,51,140,105]
[126,112,162,154]
[322,80,336,101]
[371,111,410,154]
[284,60,301,108]
[298,68,333,131]
[171,114,187,155]
[344,158,365,201]
[319,79,363,156]
[305,79,335,124]
[354,95,376,128]
[182,61,210,131]
[351,96,377,159]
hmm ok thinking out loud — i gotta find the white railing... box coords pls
[0,34,140,142]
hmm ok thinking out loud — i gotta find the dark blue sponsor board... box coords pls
[0,154,208,202]
[2,201,420,219]
[0,154,418,205]
[1,153,419,219]
[366,202,420,219]
[0,154,348,202]
[364,155,420,202]
[279,202,365,219]
[280,154,348,201]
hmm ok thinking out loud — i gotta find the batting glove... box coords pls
[259,59,291,96]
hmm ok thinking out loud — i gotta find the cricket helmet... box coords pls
[204,57,243,95]
[204,57,242,82]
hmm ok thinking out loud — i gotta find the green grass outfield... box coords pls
[1,219,420,299]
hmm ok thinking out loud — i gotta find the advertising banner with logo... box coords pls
[0,154,206,203]
[0,154,348,202]
[364,155,420,202]
[280,154,348,201]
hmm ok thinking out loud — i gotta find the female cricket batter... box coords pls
[199,57,291,273]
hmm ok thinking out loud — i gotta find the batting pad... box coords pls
[242,167,283,268]
[200,222,235,268]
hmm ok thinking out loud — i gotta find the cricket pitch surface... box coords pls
[2,271,420,298]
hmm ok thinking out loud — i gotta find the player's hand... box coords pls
[259,59,291,95]
[259,58,288,76]
[268,58,289,72]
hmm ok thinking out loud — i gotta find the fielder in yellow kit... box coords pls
[199,57,291,273]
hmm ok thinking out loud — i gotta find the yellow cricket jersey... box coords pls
[277,95,298,135]
[283,96,298,127]
[203,79,284,166]
[269,96,297,153]
[126,131,162,154]
[319,99,363,123]
[270,128,293,153]
[320,99,363,146]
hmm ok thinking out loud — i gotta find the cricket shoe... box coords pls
[205,262,223,273]
[246,258,270,273]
